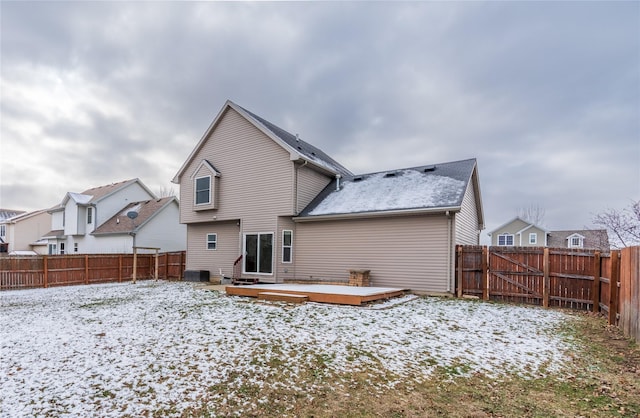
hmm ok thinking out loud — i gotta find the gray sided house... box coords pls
[172,100,484,293]
[488,217,610,252]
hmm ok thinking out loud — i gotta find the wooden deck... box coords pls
[225,284,408,306]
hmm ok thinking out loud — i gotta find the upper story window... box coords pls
[498,233,514,246]
[195,176,211,205]
[529,233,537,245]
[568,235,584,248]
[0,224,5,237]
[87,207,93,224]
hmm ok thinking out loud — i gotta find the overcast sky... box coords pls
[1,1,638,241]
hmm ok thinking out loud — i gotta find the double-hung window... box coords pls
[87,207,93,224]
[244,233,273,274]
[195,176,211,205]
[498,233,514,246]
[529,233,537,245]
[207,233,217,250]
[282,230,293,263]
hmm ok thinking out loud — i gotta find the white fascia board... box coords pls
[293,206,461,223]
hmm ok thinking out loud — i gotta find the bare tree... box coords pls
[592,199,640,248]
[157,185,176,198]
[518,204,546,226]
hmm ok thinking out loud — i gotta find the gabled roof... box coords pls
[1,209,49,224]
[92,197,178,235]
[172,100,352,183]
[0,209,26,221]
[548,229,610,252]
[487,216,549,236]
[296,159,480,220]
[49,179,156,211]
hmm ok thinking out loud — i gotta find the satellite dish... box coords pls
[127,211,138,220]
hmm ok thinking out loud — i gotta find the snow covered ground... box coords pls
[1,281,575,417]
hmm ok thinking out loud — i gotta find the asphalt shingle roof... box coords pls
[92,197,176,235]
[238,105,352,176]
[298,159,477,218]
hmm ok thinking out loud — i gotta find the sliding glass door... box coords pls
[244,233,273,274]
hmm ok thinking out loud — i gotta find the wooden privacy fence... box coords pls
[456,245,640,341]
[0,251,186,291]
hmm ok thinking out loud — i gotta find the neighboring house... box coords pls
[488,217,609,252]
[0,209,26,252]
[0,209,51,255]
[172,100,484,293]
[547,230,610,252]
[41,179,186,254]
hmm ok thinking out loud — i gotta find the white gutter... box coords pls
[293,206,462,222]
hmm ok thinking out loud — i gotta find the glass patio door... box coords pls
[244,233,273,274]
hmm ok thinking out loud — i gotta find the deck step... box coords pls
[232,277,259,285]
[257,292,309,304]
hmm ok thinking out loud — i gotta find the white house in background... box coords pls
[488,217,610,252]
[42,179,186,254]
[0,209,51,254]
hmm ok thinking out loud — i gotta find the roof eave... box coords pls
[293,206,462,222]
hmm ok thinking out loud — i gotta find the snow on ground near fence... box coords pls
[1,281,574,417]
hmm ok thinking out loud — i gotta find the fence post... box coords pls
[592,251,601,313]
[456,246,463,297]
[154,251,159,281]
[180,251,185,280]
[543,248,550,308]
[482,246,489,301]
[43,255,49,288]
[84,254,89,285]
[608,250,620,325]
[165,253,169,280]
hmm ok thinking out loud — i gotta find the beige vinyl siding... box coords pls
[179,108,294,228]
[296,165,331,214]
[295,214,452,293]
[186,220,240,279]
[454,181,480,245]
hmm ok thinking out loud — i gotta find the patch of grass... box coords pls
[176,312,640,418]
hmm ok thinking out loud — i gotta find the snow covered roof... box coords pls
[298,159,477,219]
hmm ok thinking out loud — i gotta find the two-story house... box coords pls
[42,179,186,254]
[488,217,610,252]
[0,209,50,254]
[172,100,484,293]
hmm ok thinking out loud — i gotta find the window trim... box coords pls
[529,233,537,245]
[282,230,293,263]
[194,175,212,206]
[74,243,79,253]
[498,233,514,246]
[87,207,93,224]
[206,233,217,250]
[569,235,583,248]
[243,232,274,275]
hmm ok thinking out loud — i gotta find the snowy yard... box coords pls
[1,281,575,417]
